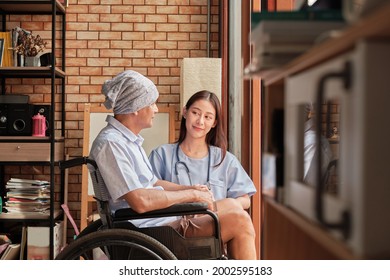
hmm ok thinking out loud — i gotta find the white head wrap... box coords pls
[102,70,159,114]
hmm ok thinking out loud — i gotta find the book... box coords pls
[0,243,21,260]
[19,226,27,260]
[8,178,50,185]
[0,38,4,67]
[0,243,9,258]
[27,222,64,260]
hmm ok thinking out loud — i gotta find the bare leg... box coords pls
[217,207,257,260]
[171,199,257,260]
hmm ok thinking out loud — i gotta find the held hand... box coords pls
[195,188,216,211]
[187,184,209,192]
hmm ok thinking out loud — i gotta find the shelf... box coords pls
[0,209,62,222]
[0,0,65,14]
[0,67,65,78]
[0,0,66,260]
[0,136,64,142]
[248,2,390,86]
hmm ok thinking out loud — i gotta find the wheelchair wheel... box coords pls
[56,228,177,260]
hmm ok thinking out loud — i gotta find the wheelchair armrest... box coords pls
[113,202,208,220]
[59,156,97,170]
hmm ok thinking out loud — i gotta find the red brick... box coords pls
[122,32,144,41]
[145,32,167,41]
[134,23,156,32]
[145,50,168,58]
[77,49,99,57]
[156,23,179,32]
[111,23,134,31]
[157,6,179,14]
[77,14,100,22]
[110,58,132,67]
[100,49,122,58]
[88,23,111,31]
[123,50,145,58]
[100,14,123,23]
[134,6,157,14]
[133,58,155,67]
[123,14,145,23]
[168,15,191,23]
[89,5,111,13]
[146,15,168,23]
[155,41,177,49]
[133,41,155,49]
[112,6,134,14]
[80,85,102,93]
[87,58,110,66]
[168,32,189,40]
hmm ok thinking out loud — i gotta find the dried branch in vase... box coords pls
[14,31,48,57]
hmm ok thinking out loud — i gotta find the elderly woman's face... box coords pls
[137,103,159,129]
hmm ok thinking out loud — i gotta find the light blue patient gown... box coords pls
[148,143,256,200]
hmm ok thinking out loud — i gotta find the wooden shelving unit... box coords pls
[250,3,390,260]
[0,0,66,259]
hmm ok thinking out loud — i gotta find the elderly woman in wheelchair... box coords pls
[56,71,256,260]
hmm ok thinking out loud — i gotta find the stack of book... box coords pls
[246,11,346,73]
[4,178,50,215]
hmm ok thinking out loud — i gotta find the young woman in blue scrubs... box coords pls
[149,90,256,212]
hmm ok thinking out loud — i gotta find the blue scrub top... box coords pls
[149,143,257,201]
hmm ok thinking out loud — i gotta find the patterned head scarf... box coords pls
[102,70,159,114]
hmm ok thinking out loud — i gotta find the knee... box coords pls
[230,209,256,238]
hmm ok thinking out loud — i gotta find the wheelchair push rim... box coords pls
[56,228,178,260]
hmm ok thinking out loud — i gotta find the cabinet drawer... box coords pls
[0,142,64,162]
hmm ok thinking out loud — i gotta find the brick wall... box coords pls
[4,0,220,241]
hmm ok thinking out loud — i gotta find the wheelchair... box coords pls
[55,157,226,260]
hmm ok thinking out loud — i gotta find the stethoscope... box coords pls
[174,144,211,187]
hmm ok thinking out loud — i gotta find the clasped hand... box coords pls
[192,184,217,212]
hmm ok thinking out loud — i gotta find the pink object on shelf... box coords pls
[32,113,46,137]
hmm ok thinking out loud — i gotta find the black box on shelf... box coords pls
[0,103,34,136]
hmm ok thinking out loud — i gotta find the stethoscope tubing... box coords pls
[174,144,211,186]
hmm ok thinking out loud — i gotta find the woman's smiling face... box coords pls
[183,99,216,140]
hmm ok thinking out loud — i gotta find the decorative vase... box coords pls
[24,56,41,67]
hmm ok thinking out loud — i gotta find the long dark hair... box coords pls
[177,90,227,165]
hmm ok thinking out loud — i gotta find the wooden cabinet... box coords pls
[0,0,66,259]
[251,3,390,259]
[263,197,356,259]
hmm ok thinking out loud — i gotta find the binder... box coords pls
[0,38,4,66]
[0,31,13,67]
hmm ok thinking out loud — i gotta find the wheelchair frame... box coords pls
[55,157,225,260]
